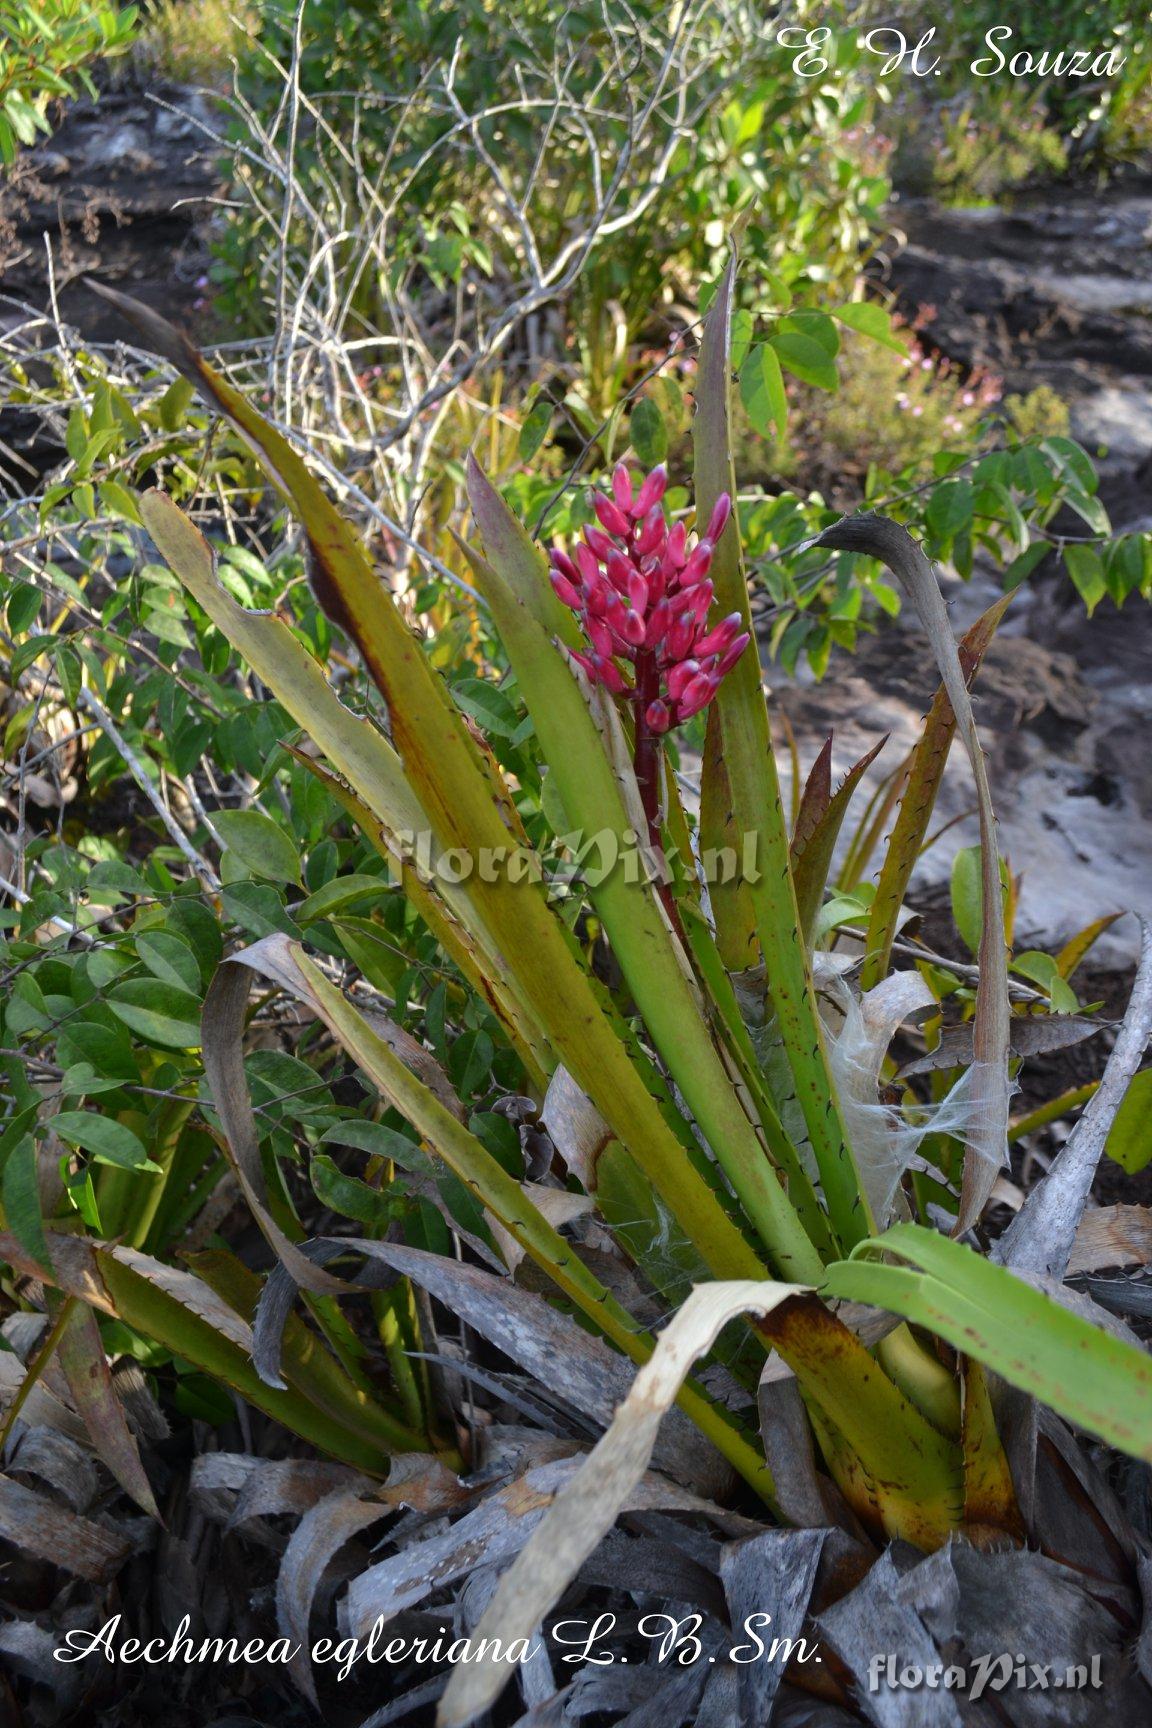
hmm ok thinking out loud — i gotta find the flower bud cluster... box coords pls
[549,464,749,733]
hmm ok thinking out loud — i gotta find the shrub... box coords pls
[134,0,256,85]
[212,0,890,348]
[880,0,1151,199]
[0,0,138,162]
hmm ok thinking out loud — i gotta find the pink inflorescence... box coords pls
[548,463,750,735]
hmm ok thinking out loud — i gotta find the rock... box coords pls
[769,571,1151,969]
[0,82,219,343]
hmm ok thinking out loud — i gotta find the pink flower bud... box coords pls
[627,570,649,615]
[661,520,687,576]
[585,580,611,617]
[635,506,665,557]
[678,670,721,720]
[586,615,613,658]
[575,543,601,588]
[622,609,646,647]
[603,590,628,630]
[687,580,714,624]
[704,494,732,544]
[667,658,700,701]
[585,528,615,561]
[605,550,632,593]
[594,654,626,694]
[550,570,582,609]
[666,612,697,662]
[645,597,673,647]
[680,540,713,588]
[571,650,597,683]
[634,464,668,517]
[612,463,634,512]
[593,493,632,538]
[694,611,742,658]
[550,548,579,584]
[715,632,750,676]
[645,698,672,734]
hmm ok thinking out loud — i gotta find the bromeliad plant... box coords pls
[20,261,1152,1628]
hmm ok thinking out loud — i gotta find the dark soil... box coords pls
[0,81,219,342]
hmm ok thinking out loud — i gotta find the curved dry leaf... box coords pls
[1070,1205,1152,1275]
[202,957,350,1296]
[252,1239,397,1390]
[817,1549,964,1728]
[189,1451,262,1521]
[254,1235,731,1500]
[0,1350,87,1443]
[229,1458,372,1530]
[7,1428,97,1514]
[0,1230,112,1313]
[719,1527,826,1725]
[278,1451,470,1704]
[279,1489,394,1706]
[0,1472,133,1582]
[0,1620,89,1712]
[541,1066,613,1189]
[437,1279,799,1728]
[899,1014,1103,1079]
[346,1451,753,1646]
[816,514,1011,1235]
[996,918,1152,1278]
[56,1299,160,1519]
[489,1184,593,1274]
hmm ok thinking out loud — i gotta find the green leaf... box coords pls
[51,1111,162,1173]
[134,930,202,994]
[59,1063,126,1098]
[1064,491,1110,537]
[833,301,907,353]
[861,599,1009,991]
[213,808,302,884]
[951,845,1007,957]
[448,1028,494,1099]
[770,330,837,392]
[779,311,839,357]
[1003,542,1049,593]
[98,480,142,524]
[1010,951,1079,1014]
[926,479,974,541]
[824,1223,1152,1464]
[1,1137,52,1272]
[1064,544,1106,617]
[729,308,754,370]
[696,257,865,1252]
[630,397,668,467]
[1105,1068,1152,1174]
[518,401,551,463]
[55,642,83,706]
[107,979,203,1049]
[739,345,788,438]
[296,872,388,923]
[310,1153,393,1227]
[321,1118,437,1177]
[451,676,521,739]
[86,860,151,900]
[6,583,41,635]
